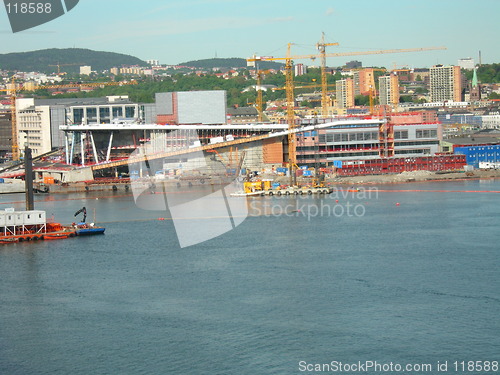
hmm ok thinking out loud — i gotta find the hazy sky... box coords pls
[1,0,498,68]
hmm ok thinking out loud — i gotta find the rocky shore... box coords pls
[326,169,500,185]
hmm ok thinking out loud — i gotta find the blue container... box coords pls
[303,170,313,177]
[272,182,281,189]
[333,160,343,168]
[0,178,4,183]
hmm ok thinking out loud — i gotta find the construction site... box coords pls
[1,37,495,193]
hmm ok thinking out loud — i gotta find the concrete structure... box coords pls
[14,96,156,158]
[379,74,400,106]
[430,65,462,102]
[353,68,375,96]
[336,79,354,109]
[59,122,288,169]
[80,66,92,75]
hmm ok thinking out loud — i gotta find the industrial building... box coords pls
[455,145,500,168]
[296,120,442,165]
[14,96,156,157]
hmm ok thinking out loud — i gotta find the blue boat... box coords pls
[74,223,105,236]
[73,207,105,236]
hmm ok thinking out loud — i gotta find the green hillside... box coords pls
[0,48,148,73]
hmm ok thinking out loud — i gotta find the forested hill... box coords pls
[0,48,148,73]
[179,58,283,70]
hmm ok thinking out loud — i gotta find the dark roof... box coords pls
[33,97,134,106]
[444,136,500,145]
[227,107,258,116]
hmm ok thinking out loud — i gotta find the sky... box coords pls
[1,0,499,69]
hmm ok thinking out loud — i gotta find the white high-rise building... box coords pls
[147,59,160,66]
[80,65,92,75]
[458,58,475,70]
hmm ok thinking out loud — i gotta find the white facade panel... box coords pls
[177,91,227,124]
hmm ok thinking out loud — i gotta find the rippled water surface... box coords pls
[1,180,499,374]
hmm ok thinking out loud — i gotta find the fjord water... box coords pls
[1,180,499,375]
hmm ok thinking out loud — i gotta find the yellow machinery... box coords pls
[243,179,273,194]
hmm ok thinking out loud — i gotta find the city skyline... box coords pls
[1,0,499,69]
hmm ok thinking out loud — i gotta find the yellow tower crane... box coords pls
[0,80,138,161]
[247,45,446,181]
[316,32,339,117]
[48,62,84,75]
[256,70,264,122]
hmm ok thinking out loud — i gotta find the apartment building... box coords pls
[335,78,355,109]
[430,65,462,102]
[379,74,400,106]
[353,68,375,96]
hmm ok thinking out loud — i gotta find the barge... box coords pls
[0,208,76,243]
[231,180,332,197]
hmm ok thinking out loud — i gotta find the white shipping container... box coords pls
[14,212,24,225]
[5,212,15,225]
[0,212,6,227]
[23,210,46,225]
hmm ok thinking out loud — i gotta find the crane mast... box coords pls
[316,32,339,117]
[285,43,297,186]
[247,44,446,177]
